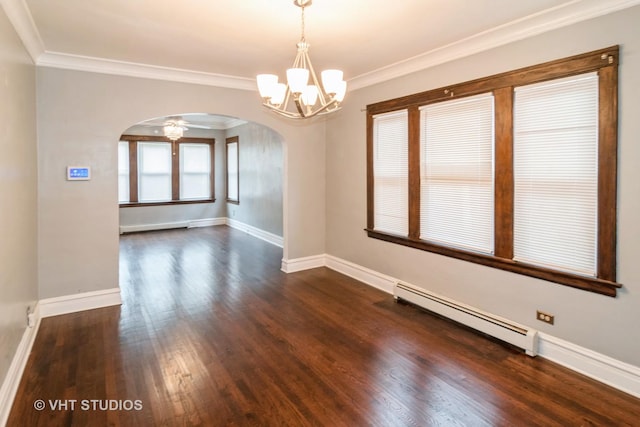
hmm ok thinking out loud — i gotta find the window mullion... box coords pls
[128,141,138,203]
[366,114,375,230]
[408,106,421,240]
[172,142,180,201]
[494,87,514,259]
[597,65,618,282]
[210,141,216,200]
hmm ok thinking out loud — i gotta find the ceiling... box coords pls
[5,0,637,92]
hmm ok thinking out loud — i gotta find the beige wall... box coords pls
[36,68,326,299]
[325,7,640,366]
[0,6,38,387]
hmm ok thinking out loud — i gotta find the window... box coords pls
[180,143,211,200]
[513,73,598,277]
[372,110,408,236]
[119,136,215,206]
[366,46,620,296]
[226,136,239,204]
[420,93,494,253]
[118,141,129,203]
[138,142,172,202]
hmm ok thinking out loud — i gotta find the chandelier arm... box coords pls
[304,51,329,106]
[264,102,341,119]
[292,47,305,68]
[293,97,307,117]
[300,98,339,118]
[282,86,292,110]
[263,102,307,119]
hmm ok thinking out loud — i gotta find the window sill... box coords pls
[366,229,621,297]
[120,199,215,208]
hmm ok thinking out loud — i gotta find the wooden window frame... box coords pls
[366,46,620,297]
[225,136,240,204]
[119,135,215,207]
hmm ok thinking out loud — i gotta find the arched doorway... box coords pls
[117,112,285,287]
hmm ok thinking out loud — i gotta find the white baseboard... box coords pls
[226,218,283,247]
[325,255,395,294]
[120,217,226,234]
[281,254,326,273]
[39,288,122,318]
[120,221,189,233]
[119,218,284,249]
[188,217,226,228]
[538,333,640,398]
[322,253,640,399]
[282,254,396,294]
[0,304,41,427]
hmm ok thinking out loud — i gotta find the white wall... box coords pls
[325,7,640,366]
[36,68,326,300]
[0,4,38,390]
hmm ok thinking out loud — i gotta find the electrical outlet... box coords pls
[536,310,554,325]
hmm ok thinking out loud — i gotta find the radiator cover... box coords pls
[394,282,538,356]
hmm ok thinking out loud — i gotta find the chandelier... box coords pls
[256,0,347,119]
[163,123,184,141]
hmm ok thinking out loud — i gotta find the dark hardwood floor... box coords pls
[8,226,640,426]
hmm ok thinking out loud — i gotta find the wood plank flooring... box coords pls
[8,226,640,426]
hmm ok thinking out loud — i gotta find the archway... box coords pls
[117,112,285,282]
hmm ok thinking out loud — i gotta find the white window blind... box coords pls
[513,72,598,276]
[138,142,172,202]
[373,110,408,236]
[419,93,495,253]
[180,143,211,200]
[118,141,129,203]
[227,142,239,201]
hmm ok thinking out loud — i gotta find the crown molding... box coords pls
[0,0,44,62]
[37,51,257,91]
[348,0,640,90]
[4,0,639,91]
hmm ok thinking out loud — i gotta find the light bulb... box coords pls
[271,83,287,106]
[257,74,278,99]
[321,69,344,94]
[335,81,347,102]
[286,68,309,94]
[302,85,318,106]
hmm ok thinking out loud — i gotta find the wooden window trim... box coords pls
[366,46,621,297]
[119,135,215,206]
[225,136,240,204]
[493,86,514,260]
[128,141,138,203]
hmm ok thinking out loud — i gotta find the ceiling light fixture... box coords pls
[257,0,346,119]
[163,123,184,141]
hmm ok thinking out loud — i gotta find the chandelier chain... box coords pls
[300,6,306,42]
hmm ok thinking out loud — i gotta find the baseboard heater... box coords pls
[394,282,538,356]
